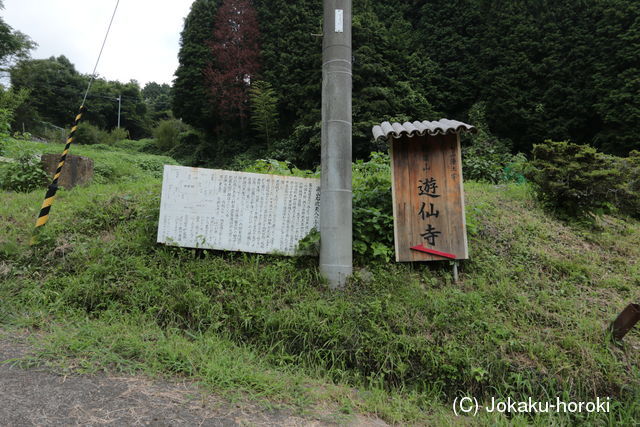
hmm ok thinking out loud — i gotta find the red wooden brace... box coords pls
[410,245,457,260]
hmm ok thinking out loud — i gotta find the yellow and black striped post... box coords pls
[32,106,85,238]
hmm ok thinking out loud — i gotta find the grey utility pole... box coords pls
[116,95,122,128]
[320,0,353,289]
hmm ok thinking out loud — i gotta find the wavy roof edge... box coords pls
[372,119,477,142]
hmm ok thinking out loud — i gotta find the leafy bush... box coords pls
[525,141,624,218]
[106,127,130,145]
[0,87,29,135]
[352,152,394,262]
[244,158,318,178]
[269,122,321,169]
[0,150,48,192]
[613,150,640,218]
[0,108,13,135]
[74,122,104,145]
[136,158,166,178]
[74,123,130,146]
[227,151,259,171]
[463,145,526,184]
[0,135,7,156]
[92,162,116,184]
[168,130,206,165]
[12,131,32,141]
[153,119,187,152]
[462,102,526,183]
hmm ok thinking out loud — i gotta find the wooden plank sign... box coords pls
[390,134,469,262]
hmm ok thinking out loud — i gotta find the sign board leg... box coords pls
[453,261,459,283]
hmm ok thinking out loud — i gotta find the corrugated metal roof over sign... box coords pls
[372,119,476,142]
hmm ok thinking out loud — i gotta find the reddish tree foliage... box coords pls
[205,0,261,124]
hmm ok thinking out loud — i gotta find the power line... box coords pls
[81,0,121,107]
[32,0,122,240]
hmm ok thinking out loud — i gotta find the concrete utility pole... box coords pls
[320,0,353,289]
[116,95,122,128]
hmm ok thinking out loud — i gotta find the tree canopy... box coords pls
[10,56,152,138]
[205,0,261,127]
[0,2,35,75]
[10,56,84,128]
[172,0,219,131]
[4,0,638,167]
[142,82,172,123]
[171,0,639,167]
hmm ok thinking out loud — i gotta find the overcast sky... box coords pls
[3,0,194,86]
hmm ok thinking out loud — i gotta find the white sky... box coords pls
[2,0,194,86]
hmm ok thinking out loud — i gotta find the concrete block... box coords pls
[41,153,94,189]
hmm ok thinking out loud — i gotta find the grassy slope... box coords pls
[1,139,639,424]
[2,138,178,184]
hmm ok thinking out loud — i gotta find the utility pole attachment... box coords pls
[320,0,353,289]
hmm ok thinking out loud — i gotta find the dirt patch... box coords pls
[50,242,74,259]
[0,332,386,426]
[0,262,11,278]
[100,230,116,243]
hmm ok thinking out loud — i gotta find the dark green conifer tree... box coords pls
[172,0,219,131]
[171,0,640,165]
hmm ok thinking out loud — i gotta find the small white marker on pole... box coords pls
[335,9,344,33]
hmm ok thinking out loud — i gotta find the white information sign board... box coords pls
[157,166,320,256]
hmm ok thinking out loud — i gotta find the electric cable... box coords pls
[32,0,121,241]
[82,0,120,106]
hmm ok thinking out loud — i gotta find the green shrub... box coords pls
[228,152,259,171]
[75,123,130,146]
[12,131,32,141]
[0,135,7,156]
[169,130,205,165]
[92,163,117,184]
[616,150,640,218]
[462,102,526,183]
[74,122,104,145]
[525,141,624,218]
[153,119,186,152]
[0,108,13,135]
[269,122,321,169]
[463,145,526,184]
[352,152,394,262]
[0,150,49,192]
[0,87,29,135]
[243,158,317,178]
[105,127,130,145]
[136,158,166,178]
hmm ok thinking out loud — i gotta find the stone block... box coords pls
[41,153,94,189]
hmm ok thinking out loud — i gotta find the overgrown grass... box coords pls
[2,138,178,183]
[1,145,639,424]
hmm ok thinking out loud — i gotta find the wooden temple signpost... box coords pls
[373,120,476,279]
